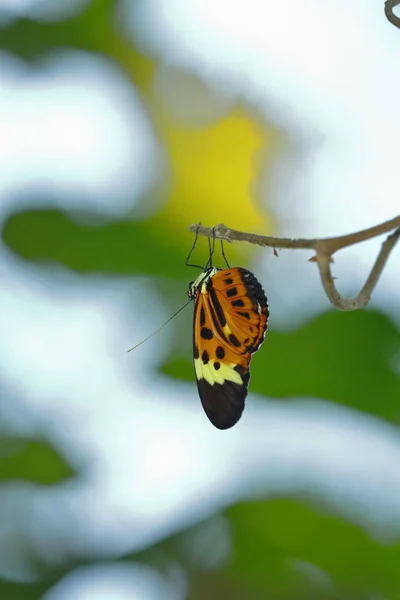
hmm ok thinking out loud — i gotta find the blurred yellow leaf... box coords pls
[159,106,274,234]
[126,50,277,258]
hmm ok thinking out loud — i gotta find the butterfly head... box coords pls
[188,267,219,300]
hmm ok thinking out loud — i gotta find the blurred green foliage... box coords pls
[188,498,400,600]
[0,437,74,484]
[0,579,55,600]
[3,208,187,278]
[0,0,399,599]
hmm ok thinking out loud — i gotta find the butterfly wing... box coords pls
[193,267,268,429]
[211,267,269,354]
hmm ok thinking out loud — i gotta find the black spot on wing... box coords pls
[232,299,244,307]
[224,278,233,285]
[229,333,241,347]
[196,378,247,429]
[194,345,199,359]
[202,350,209,364]
[216,346,225,359]
[208,286,226,327]
[226,287,238,298]
[238,311,250,320]
[207,300,227,342]
[201,327,213,340]
[214,361,220,370]
[200,306,206,327]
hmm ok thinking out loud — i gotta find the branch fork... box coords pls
[189,217,400,311]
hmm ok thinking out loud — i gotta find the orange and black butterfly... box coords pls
[128,229,269,430]
[187,235,269,429]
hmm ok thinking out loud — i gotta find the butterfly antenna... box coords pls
[127,299,192,352]
[221,239,230,268]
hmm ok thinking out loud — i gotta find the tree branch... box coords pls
[188,216,400,311]
[385,0,400,29]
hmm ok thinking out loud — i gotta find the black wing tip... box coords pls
[239,268,269,345]
[197,378,247,430]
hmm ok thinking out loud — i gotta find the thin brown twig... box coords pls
[316,227,400,310]
[385,0,400,29]
[188,217,400,311]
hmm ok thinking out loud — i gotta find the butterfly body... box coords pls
[189,267,269,429]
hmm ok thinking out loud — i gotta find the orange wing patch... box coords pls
[189,267,269,429]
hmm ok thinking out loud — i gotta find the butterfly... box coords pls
[128,229,269,429]
[187,260,269,430]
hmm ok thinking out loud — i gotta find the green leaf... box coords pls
[0,0,118,61]
[185,499,400,600]
[2,208,189,279]
[0,579,52,600]
[0,438,75,485]
[251,310,400,419]
[160,309,400,421]
[221,498,400,599]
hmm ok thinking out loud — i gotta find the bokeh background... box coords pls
[0,1,399,598]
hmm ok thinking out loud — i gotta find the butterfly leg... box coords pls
[220,239,230,268]
[205,226,217,268]
[186,222,204,269]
